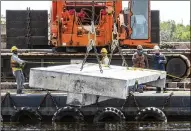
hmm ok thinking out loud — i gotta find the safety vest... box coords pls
[133,53,146,68]
[10,56,22,72]
[101,56,109,66]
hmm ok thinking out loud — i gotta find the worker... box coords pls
[152,45,167,71]
[132,45,148,93]
[10,46,26,94]
[152,45,167,93]
[132,45,149,68]
[100,48,109,66]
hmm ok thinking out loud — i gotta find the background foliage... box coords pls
[160,20,190,42]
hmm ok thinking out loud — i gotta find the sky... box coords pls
[1,1,190,25]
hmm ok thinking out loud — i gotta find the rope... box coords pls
[128,67,184,80]
[26,61,70,64]
[166,74,184,80]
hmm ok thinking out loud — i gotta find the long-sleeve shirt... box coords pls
[146,53,167,71]
[11,54,24,64]
[152,53,167,71]
[11,54,24,72]
[101,56,109,66]
[132,52,149,68]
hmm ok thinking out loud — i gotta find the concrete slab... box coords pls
[66,93,112,106]
[29,63,166,99]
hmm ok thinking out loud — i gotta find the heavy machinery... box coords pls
[50,0,159,52]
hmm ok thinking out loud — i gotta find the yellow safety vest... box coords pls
[10,56,22,72]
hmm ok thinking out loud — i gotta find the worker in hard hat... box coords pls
[10,46,26,94]
[132,45,149,68]
[100,48,109,66]
[132,45,149,93]
[152,45,167,71]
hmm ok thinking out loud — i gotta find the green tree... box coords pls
[160,20,190,42]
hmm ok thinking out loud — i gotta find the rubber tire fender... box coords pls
[135,107,167,122]
[10,107,42,122]
[93,107,126,123]
[52,106,84,122]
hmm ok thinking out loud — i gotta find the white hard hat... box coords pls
[153,45,160,50]
[137,45,143,50]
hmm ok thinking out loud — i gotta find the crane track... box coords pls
[1,49,190,54]
[1,49,190,82]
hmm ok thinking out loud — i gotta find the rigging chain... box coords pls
[80,1,103,73]
[108,1,128,68]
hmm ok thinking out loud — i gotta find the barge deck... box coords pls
[1,89,190,122]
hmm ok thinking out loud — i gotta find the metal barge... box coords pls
[1,90,190,123]
[1,64,190,123]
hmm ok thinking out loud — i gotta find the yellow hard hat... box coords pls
[11,46,18,52]
[101,48,108,53]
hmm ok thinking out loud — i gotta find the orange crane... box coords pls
[50,0,158,52]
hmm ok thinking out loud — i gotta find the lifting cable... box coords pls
[108,0,128,68]
[80,1,103,73]
[69,1,76,45]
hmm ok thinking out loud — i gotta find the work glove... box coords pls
[159,60,165,64]
[134,57,140,61]
[158,60,162,64]
[20,62,26,69]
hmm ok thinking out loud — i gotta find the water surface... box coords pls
[1,121,190,131]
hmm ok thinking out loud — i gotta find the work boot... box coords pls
[156,87,161,93]
[137,85,144,93]
[22,85,25,89]
[163,87,168,93]
[17,89,23,94]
